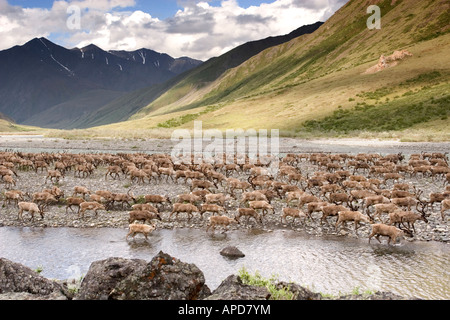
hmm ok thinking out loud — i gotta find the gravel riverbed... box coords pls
[0,136,449,243]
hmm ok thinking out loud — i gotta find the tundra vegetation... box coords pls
[31,0,449,143]
[237,266,377,300]
[237,267,295,300]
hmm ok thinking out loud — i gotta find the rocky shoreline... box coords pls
[0,252,418,300]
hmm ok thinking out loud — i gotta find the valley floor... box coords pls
[1,135,450,155]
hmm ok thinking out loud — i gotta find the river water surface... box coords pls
[0,226,448,299]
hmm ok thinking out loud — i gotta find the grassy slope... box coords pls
[0,119,39,133]
[87,0,450,140]
[129,22,324,120]
[0,112,41,133]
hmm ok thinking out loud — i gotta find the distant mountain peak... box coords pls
[0,36,203,128]
[80,43,103,51]
[23,37,51,48]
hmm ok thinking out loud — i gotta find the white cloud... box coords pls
[0,0,345,60]
[63,0,136,11]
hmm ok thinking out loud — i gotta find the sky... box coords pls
[0,0,347,60]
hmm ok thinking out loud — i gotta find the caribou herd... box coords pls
[0,149,449,244]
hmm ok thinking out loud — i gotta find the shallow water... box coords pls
[0,227,448,299]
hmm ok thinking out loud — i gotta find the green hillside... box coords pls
[91,0,450,140]
[129,22,324,119]
[0,120,39,133]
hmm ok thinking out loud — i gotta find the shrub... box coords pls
[302,94,450,132]
[237,267,294,300]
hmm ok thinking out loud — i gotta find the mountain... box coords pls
[130,21,324,119]
[102,0,449,140]
[50,21,324,129]
[0,38,202,128]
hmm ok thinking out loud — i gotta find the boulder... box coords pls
[204,275,270,300]
[220,246,245,259]
[0,258,67,300]
[111,251,211,300]
[76,251,211,300]
[75,257,148,300]
[275,281,322,300]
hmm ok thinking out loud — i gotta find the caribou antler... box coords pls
[416,201,430,219]
[412,186,431,216]
[412,186,424,201]
[127,187,137,201]
[347,194,358,211]
[398,220,414,237]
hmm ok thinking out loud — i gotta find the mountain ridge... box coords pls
[2,0,449,139]
[130,21,324,119]
[0,21,323,130]
[110,0,449,138]
[0,37,202,128]
[44,22,324,129]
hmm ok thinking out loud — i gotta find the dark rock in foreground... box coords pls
[74,257,148,300]
[275,281,322,300]
[0,254,419,300]
[76,251,211,300]
[205,275,270,300]
[0,258,67,300]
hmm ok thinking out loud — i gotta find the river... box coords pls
[1,136,449,299]
[0,226,448,299]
